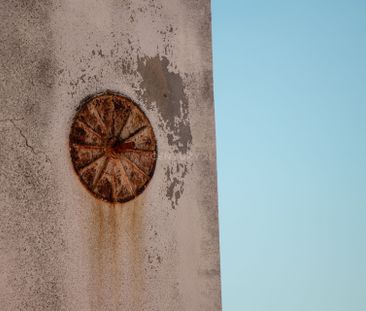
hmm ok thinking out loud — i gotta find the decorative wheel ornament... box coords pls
[69,92,157,203]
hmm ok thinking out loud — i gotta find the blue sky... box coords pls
[212,1,366,310]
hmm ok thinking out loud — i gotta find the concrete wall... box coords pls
[0,1,221,310]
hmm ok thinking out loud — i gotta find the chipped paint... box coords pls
[165,163,190,209]
[136,55,192,209]
[137,55,192,154]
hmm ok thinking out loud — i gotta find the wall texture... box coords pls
[0,1,221,310]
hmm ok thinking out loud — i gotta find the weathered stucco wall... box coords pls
[0,1,221,310]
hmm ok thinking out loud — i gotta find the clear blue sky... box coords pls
[212,1,366,310]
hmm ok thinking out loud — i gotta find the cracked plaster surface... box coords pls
[0,118,51,163]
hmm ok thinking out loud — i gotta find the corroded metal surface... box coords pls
[69,92,157,203]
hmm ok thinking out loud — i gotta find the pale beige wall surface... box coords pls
[0,1,221,310]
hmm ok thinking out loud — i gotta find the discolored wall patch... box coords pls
[137,55,192,154]
[137,55,192,209]
[164,163,189,210]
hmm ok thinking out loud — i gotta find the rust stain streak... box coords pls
[72,92,153,308]
[87,195,146,310]
[130,196,145,310]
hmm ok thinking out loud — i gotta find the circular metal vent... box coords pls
[69,92,157,203]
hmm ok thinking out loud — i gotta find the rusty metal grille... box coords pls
[69,92,157,203]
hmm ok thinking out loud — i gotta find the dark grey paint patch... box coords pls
[164,163,189,209]
[137,55,192,154]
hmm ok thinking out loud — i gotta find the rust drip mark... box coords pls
[90,201,123,309]
[88,196,146,309]
[70,91,157,203]
[129,196,146,309]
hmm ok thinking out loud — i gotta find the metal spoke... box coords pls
[72,143,104,150]
[120,154,150,178]
[116,108,132,138]
[118,158,135,196]
[77,119,103,140]
[123,125,147,142]
[79,155,105,174]
[91,105,108,134]
[92,157,109,189]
